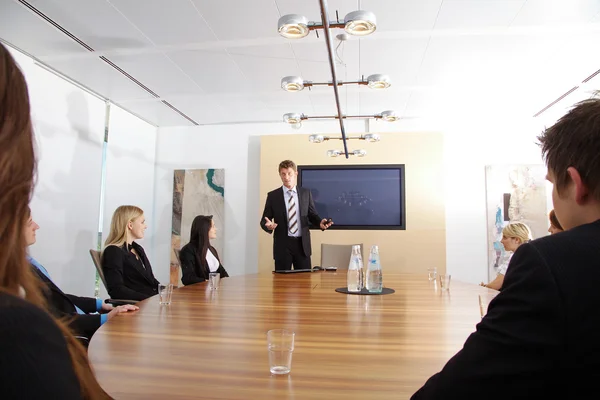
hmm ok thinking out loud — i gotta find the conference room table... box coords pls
[89,272,497,399]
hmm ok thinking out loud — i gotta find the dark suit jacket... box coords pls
[179,243,229,286]
[31,265,102,339]
[102,242,159,301]
[411,219,600,400]
[0,292,83,399]
[260,186,322,259]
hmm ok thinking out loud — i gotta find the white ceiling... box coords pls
[1,0,599,127]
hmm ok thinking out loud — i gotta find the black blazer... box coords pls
[0,292,83,399]
[260,186,322,259]
[102,242,159,301]
[411,219,600,399]
[179,243,229,286]
[31,264,102,339]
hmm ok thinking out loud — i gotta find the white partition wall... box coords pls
[102,105,158,284]
[9,47,158,297]
[10,49,107,296]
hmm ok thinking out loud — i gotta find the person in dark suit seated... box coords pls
[260,160,333,271]
[102,205,161,301]
[180,215,229,285]
[25,210,138,338]
[0,42,109,398]
[412,97,600,399]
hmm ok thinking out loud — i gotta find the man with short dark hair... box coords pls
[260,160,333,270]
[412,97,600,399]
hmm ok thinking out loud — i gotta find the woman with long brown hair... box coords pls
[179,215,229,285]
[0,43,110,398]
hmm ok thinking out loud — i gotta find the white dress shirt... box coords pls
[206,249,220,272]
[282,185,301,237]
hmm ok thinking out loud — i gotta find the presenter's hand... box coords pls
[264,217,278,230]
[320,218,334,230]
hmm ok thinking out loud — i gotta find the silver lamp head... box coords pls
[309,134,326,143]
[353,149,367,157]
[327,149,342,157]
[278,14,310,39]
[283,113,303,124]
[363,133,381,142]
[380,110,399,122]
[344,11,377,36]
[367,74,391,89]
[281,76,305,92]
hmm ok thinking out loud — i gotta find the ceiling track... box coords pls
[17,0,198,125]
[533,66,600,118]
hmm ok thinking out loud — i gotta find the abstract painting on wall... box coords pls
[171,169,224,285]
[485,165,548,281]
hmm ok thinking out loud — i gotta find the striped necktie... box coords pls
[288,190,298,235]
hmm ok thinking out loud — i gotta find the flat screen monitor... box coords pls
[298,164,406,230]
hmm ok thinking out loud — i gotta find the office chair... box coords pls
[320,243,364,269]
[89,249,138,306]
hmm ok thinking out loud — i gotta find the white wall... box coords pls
[10,47,157,297]
[155,117,547,285]
[100,104,157,296]
[11,49,106,296]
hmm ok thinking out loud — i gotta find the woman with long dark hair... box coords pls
[0,43,109,398]
[179,215,229,285]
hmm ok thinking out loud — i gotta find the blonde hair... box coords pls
[104,205,143,249]
[502,222,532,245]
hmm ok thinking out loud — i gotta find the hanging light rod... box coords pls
[327,149,368,157]
[283,110,399,125]
[281,74,391,92]
[277,10,377,39]
[309,133,381,143]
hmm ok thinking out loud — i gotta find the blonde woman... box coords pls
[102,205,160,300]
[481,222,532,290]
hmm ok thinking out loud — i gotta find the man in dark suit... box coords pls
[261,160,333,270]
[24,212,138,339]
[412,98,600,399]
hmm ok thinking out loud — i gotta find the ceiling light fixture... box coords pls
[277,10,377,40]
[283,111,399,123]
[277,14,310,39]
[326,149,367,157]
[379,110,399,122]
[343,11,377,36]
[281,76,305,91]
[280,74,391,92]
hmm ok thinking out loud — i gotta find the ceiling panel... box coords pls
[259,91,314,109]
[0,0,88,56]
[26,0,152,51]
[435,0,525,30]
[416,34,560,88]
[230,53,300,92]
[358,88,412,116]
[361,0,444,32]
[511,0,600,26]
[118,100,195,126]
[108,53,204,97]
[360,37,429,86]
[167,95,227,124]
[109,0,217,46]
[46,57,157,101]
[168,49,251,94]
[192,0,281,41]
[226,43,295,59]
[275,0,359,26]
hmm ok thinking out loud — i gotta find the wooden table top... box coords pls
[89,272,497,399]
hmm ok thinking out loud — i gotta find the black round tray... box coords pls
[335,287,395,295]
